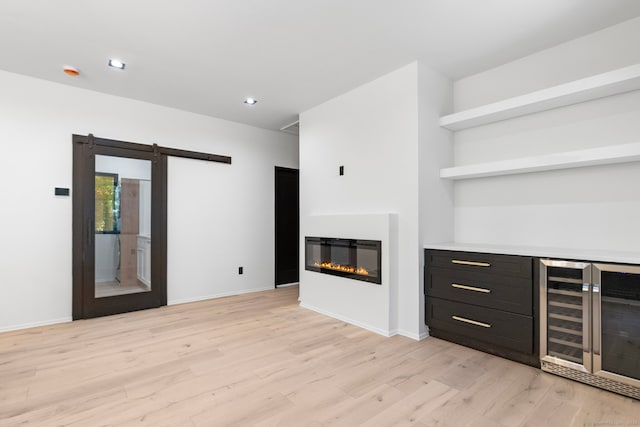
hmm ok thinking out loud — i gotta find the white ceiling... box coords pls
[1,0,640,132]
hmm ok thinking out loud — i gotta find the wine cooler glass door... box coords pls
[540,259,592,373]
[592,263,640,388]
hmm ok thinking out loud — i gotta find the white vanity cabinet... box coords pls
[137,235,151,287]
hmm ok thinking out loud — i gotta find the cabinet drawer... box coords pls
[426,266,532,316]
[426,250,532,279]
[426,297,533,354]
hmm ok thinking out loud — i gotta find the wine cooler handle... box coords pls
[592,283,601,356]
[582,282,591,355]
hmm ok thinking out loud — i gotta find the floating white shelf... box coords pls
[440,64,640,131]
[440,142,640,180]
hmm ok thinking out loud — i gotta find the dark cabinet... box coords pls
[425,249,539,367]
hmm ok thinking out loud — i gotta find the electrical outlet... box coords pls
[238,266,243,275]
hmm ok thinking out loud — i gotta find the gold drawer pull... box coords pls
[451,283,491,294]
[452,315,491,328]
[451,259,490,267]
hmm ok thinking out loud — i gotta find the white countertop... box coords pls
[424,242,640,264]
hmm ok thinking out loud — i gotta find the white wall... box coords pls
[95,155,152,181]
[0,70,298,331]
[95,234,118,282]
[451,17,640,251]
[300,63,422,338]
[418,64,454,336]
[166,146,297,304]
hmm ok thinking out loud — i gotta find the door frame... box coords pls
[274,166,300,287]
[72,134,168,319]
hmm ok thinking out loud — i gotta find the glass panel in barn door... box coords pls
[94,154,152,298]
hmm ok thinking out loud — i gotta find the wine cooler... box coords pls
[540,259,640,399]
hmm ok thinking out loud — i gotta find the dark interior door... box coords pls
[73,135,167,319]
[275,167,299,286]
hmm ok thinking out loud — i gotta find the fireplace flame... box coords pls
[313,261,369,276]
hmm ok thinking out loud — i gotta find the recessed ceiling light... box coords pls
[108,59,125,70]
[244,97,257,105]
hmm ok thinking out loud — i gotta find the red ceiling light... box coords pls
[63,66,79,76]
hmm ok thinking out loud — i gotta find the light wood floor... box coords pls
[1,286,638,426]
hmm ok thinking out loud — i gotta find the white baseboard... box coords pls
[0,288,278,332]
[395,329,429,341]
[299,302,393,337]
[298,303,429,341]
[0,317,72,333]
[168,286,274,306]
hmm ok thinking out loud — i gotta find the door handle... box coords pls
[451,260,490,267]
[86,218,92,246]
[452,315,491,328]
[592,283,601,355]
[451,283,491,293]
[582,279,592,356]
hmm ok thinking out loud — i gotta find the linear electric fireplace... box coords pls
[305,237,381,284]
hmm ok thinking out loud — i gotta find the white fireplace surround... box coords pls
[299,213,398,336]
